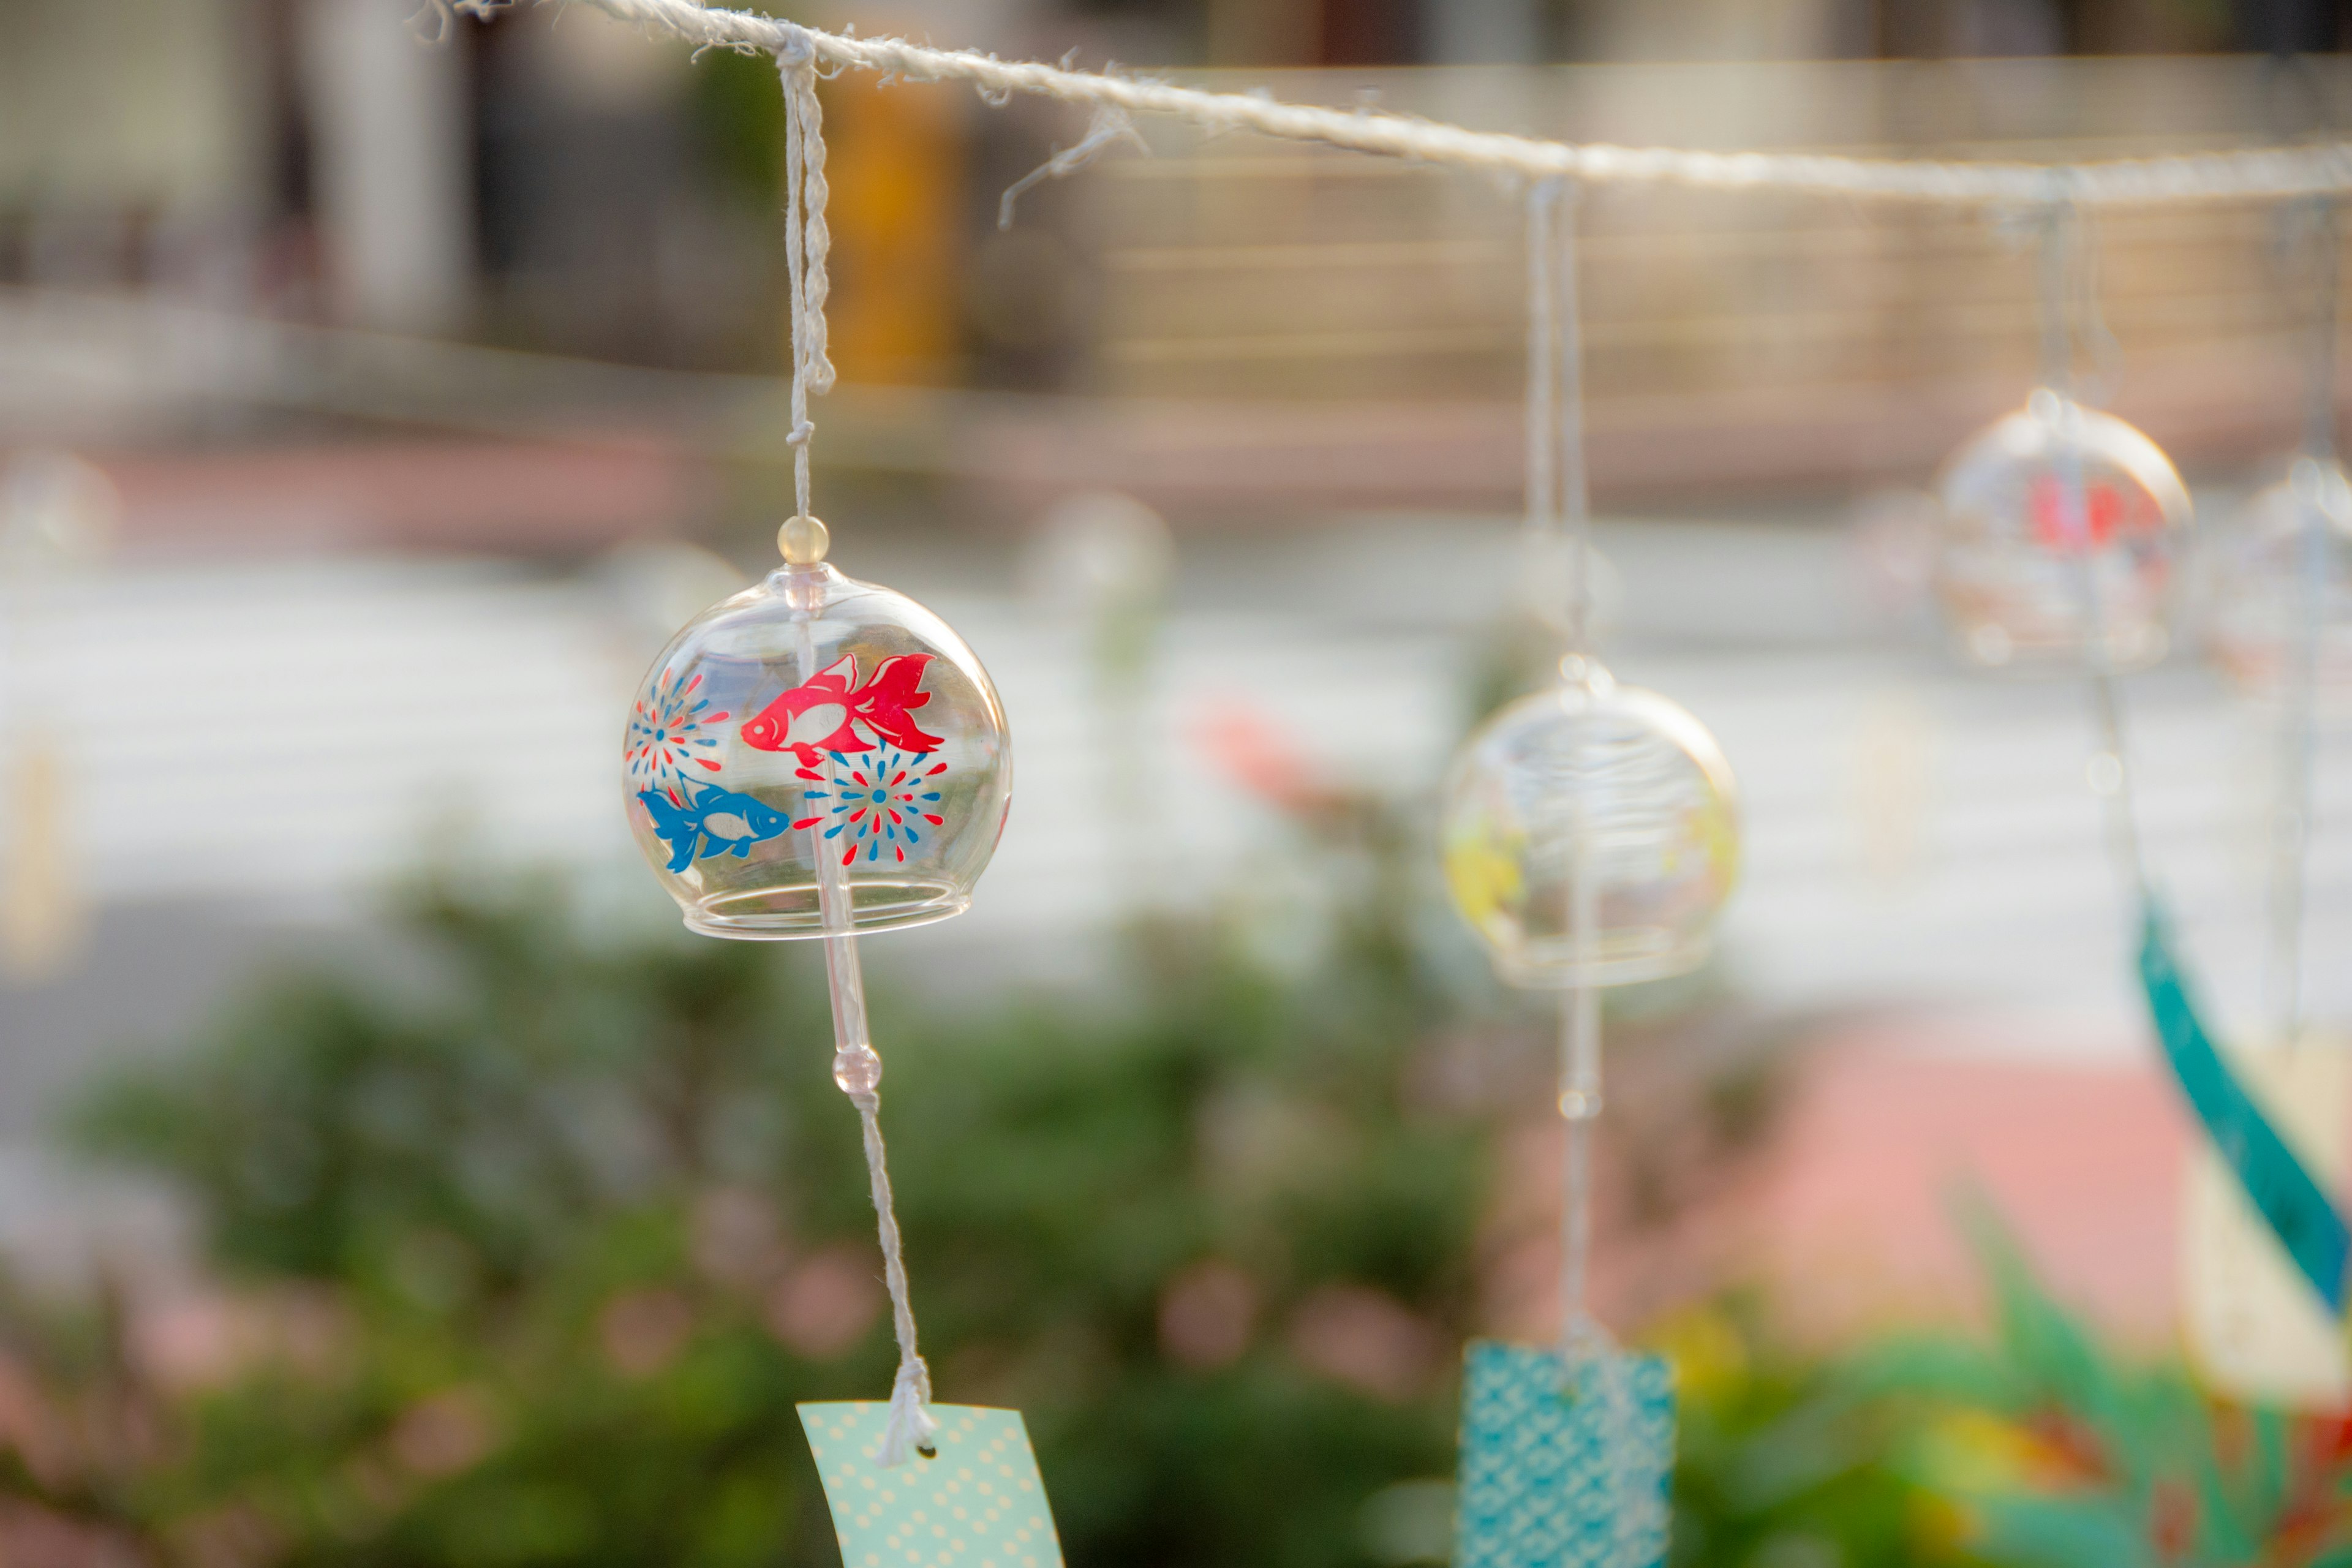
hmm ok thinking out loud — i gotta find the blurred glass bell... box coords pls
[1440,658,1740,989]
[2204,458,2352,691]
[1934,390,2190,673]
[625,526,1011,938]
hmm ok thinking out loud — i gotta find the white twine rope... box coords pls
[776,36,835,520]
[435,0,2352,205]
[846,1077,941,1465]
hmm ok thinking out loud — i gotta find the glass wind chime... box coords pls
[623,41,1063,1568]
[1929,195,2352,1411]
[1441,180,1740,1568]
[1932,205,2192,679]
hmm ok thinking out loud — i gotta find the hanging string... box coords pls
[2270,197,2339,1048]
[778,34,837,524]
[2030,194,2150,899]
[1525,177,1656,1567]
[777,29,936,1469]
[1523,179,1607,1359]
[1552,189,1593,656]
[1523,183,1558,560]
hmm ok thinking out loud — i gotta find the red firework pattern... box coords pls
[627,669,729,802]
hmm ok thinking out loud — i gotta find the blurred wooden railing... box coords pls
[1025,56,2351,506]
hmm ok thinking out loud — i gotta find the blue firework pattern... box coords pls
[793,746,948,867]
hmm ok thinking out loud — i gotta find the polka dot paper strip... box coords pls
[800,1403,1065,1568]
[1451,1340,1673,1568]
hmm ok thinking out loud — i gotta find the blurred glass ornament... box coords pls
[1025,491,1173,677]
[1846,487,1940,630]
[1441,658,1739,989]
[625,521,1011,938]
[1027,492,1174,908]
[1,733,77,982]
[0,453,111,981]
[2204,458,2352,690]
[1934,390,2190,673]
[0,450,116,568]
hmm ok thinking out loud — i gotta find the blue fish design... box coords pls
[638,783,792,873]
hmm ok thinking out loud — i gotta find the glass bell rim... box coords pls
[1494,931,1716,990]
[677,881,974,941]
[1941,619,2171,678]
[1464,676,1740,806]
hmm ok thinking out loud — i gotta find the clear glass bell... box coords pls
[1934,390,2191,673]
[1439,658,1740,989]
[625,552,1011,938]
[2205,457,2352,691]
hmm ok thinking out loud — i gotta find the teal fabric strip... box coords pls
[2138,904,2350,1315]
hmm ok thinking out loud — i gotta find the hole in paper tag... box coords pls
[800,1403,1065,1568]
[1451,1340,1675,1568]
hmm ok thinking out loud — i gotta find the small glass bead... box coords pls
[832,1043,883,1095]
[778,514,830,564]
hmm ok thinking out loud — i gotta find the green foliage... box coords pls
[1829,1200,2352,1568]
[12,799,2347,1566]
[32,853,1488,1567]
[1656,1297,1994,1568]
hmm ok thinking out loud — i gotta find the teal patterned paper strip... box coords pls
[2138,904,2351,1315]
[1452,1340,1674,1568]
[799,1403,1064,1568]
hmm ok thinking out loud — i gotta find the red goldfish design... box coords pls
[2027,475,2146,551]
[738,654,943,767]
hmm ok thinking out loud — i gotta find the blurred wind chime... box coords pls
[0,452,113,982]
[2185,197,2352,1408]
[1930,192,2352,1408]
[1440,181,1740,1568]
[621,34,1055,1567]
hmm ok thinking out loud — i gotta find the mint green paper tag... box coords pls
[799,1403,1064,1568]
[1452,1340,1674,1568]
